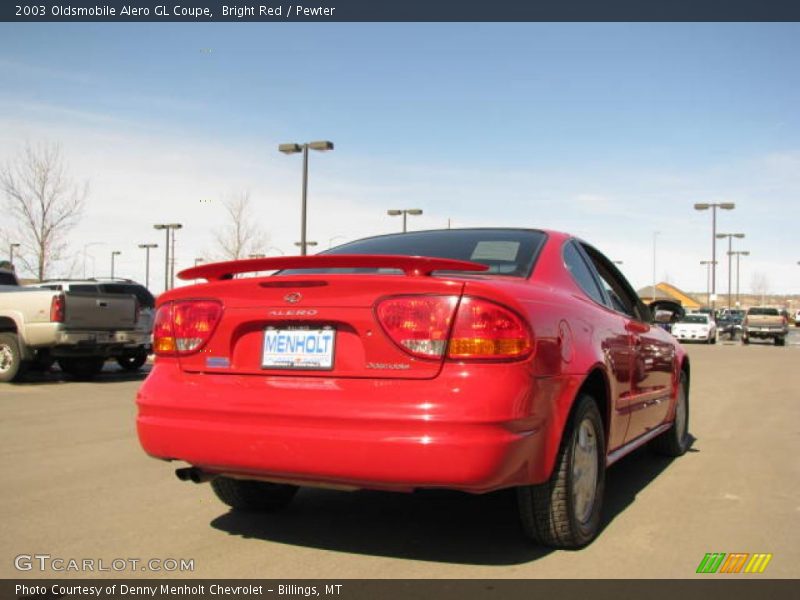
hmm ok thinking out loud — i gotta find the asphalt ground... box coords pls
[2,329,798,579]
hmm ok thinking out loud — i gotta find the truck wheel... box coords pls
[774,337,785,347]
[58,357,106,380]
[0,333,25,383]
[517,394,605,548]
[650,371,690,457]
[116,352,148,371]
[211,476,298,511]
[742,335,749,345]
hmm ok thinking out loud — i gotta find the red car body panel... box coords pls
[136,230,687,493]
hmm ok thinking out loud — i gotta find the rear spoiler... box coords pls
[178,254,489,282]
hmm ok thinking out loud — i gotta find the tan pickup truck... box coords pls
[742,307,789,346]
[0,267,144,382]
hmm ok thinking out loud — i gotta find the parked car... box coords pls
[136,228,691,548]
[1,270,140,382]
[742,307,788,346]
[795,309,800,327]
[671,314,717,344]
[28,278,154,370]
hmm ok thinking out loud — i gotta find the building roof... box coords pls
[637,282,702,309]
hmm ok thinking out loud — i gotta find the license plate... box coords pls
[262,327,336,370]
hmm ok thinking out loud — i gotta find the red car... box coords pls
[136,228,690,548]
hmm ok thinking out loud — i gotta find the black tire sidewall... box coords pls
[566,396,606,545]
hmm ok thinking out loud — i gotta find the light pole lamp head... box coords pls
[406,209,423,216]
[138,243,158,249]
[166,223,183,230]
[112,251,121,256]
[719,202,736,210]
[308,141,334,152]
[733,233,745,239]
[741,251,750,256]
[11,243,20,249]
[387,209,403,216]
[153,224,167,230]
[693,203,710,210]
[279,143,302,154]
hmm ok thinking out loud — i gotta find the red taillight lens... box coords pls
[448,297,532,360]
[153,300,222,356]
[376,295,458,359]
[50,294,65,323]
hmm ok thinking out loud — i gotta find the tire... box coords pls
[211,476,298,511]
[0,332,25,383]
[58,356,106,380]
[742,335,749,345]
[116,351,148,371]
[710,335,716,345]
[517,395,606,548]
[774,337,785,347]
[650,371,690,457]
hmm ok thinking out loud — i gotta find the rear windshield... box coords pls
[748,308,779,316]
[282,229,547,278]
[98,283,156,308]
[680,315,708,324]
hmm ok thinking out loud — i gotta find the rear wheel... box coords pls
[774,337,785,347]
[58,356,106,380]
[742,335,749,345]
[116,351,148,371]
[0,333,25,383]
[650,371,690,457]
[517,394,605,548]
[211,476,298,511]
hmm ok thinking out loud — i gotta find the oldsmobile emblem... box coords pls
[284,292,302,304]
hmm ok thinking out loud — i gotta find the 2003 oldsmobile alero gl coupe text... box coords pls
[136,228,690,548]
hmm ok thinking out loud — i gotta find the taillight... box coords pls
[376,295,458,359]
[447,297,532,360]
[50,294,65,322]
[153,300,222,356]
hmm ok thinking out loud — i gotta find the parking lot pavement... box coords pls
[2,343,798,579]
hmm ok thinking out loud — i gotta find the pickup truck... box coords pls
[0,267,144,382]
[742,307,788,346]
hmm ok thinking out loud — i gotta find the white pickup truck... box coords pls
[0,267,145,382]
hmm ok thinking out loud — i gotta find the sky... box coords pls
[1,23,799,295]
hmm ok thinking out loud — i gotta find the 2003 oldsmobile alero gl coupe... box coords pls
[136,228,690,548]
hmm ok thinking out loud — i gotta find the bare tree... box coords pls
[0,142,88,280]
[750,271,770,305]
[213,191,268,260]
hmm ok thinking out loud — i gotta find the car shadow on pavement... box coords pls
[10,365,151,386]
[599,434,699,536]
[210,436,698,565]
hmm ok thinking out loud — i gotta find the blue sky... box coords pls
[1,23,799,295]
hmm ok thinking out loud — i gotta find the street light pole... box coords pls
[110,251,121,279]
[279,140,334,257]
[700,260,717,306]
[138,243,158,289]
[153,223,182,292]
[729,251,750,306]
[694,202,735,309]
[716,232,745,309]
[9,243,20,264]
[387,208,424,233]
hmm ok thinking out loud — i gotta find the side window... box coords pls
[580,244,643,320]
[563,242,605,305]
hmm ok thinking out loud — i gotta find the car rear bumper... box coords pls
[136,362,574,493]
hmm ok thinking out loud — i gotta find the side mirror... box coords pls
[648,300,685,326]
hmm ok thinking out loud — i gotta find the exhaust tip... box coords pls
[175,467,213,484]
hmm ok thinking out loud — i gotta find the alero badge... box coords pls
[284,292,302,304]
